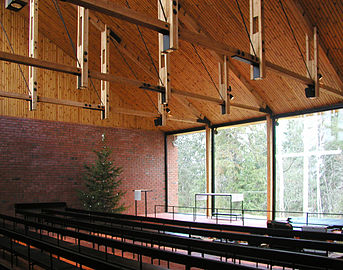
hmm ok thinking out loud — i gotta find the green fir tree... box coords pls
[78,143,126,213]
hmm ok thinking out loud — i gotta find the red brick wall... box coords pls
[0,116,165,216]
[167,135,178,208]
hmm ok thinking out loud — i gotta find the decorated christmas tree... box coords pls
[78,137,125,213]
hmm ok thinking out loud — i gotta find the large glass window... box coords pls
[167,131,206,213]
[214,122,267,217]
[276,110,343,218]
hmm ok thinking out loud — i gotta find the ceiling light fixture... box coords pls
[5,0,27,12]
[154,116,162,127]
[305,84,316,99]
[318,73,323,81]
[227,86,234,100]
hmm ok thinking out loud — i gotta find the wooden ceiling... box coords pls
[12,0,343,131]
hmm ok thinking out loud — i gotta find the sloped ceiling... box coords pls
[15,0,343,131]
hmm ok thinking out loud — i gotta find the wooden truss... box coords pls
[250,0,265,80]
[61,0,342,99]
[0,90,104,111]
[77,6,89,89]
[285,0,343,91]
[101,25,110,119]
[306,26,319,98]
[178,6,271,112]
[29,0,38,110]
[86,12,206,125]
[157,0,179,126]
[2,0,342,127]
[218,56,230,115]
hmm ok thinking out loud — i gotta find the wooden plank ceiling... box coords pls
[14,0,343,131]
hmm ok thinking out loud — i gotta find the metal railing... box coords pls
[154,205,343,227]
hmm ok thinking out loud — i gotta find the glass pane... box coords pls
[167,131,206,214]
[276,110,343,222]
[214,122,267,218]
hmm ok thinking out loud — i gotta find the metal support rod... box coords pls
[145,191,148,217]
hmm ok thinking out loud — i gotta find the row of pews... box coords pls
[0,202,341,269]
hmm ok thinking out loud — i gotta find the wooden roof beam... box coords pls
[179,6,343,99]
[110,107,202,125]
[231,103,268,113]
[0,90,104,111]
[172,88,265,113]
[108,33,209,121]
[285,0,343,87]
[178,8,269,110]
[180,28,343,98]
[63,0,169,34]
[83,8,209,124]
[65,0,342,99]
[65,0,259,66]
[0,51,229,108]
[87,8,268,114]
[167,116,205,125]
[0,50,161,92]
[266,61,343,98]
[1,89,200,123]
[0,50,80,75]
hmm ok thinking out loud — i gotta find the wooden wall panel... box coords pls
[0,4,156,130]
[1,1,342,132]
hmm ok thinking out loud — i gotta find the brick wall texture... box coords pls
[167,135,178,207]
[0,116,165,216]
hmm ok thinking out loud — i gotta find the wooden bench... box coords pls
[0,225,166,270]
[0,236,76,270]
[9,211,343,269]
[63,207,343,242]
[0,262,11,270]
[22,230,167,270]
[1,214,257,270]
[15,202,67,214]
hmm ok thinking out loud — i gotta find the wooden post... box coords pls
[29,0,38,110]
[157,0,177,126]
[266,115,274,220]
[158,0,178,52]
[77,6,89,89]
[101,25,110,119]
[305,34,312,69]
[313,26,319,97]
[158,23,168,126]
[250,0,265,80]
[157,93,167,126]
[158,51,170,104]
[158,0,171,102]
[206,126,212,217]
[166,0,178,51]
[218,56,230,115]
[306,26,319,97]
